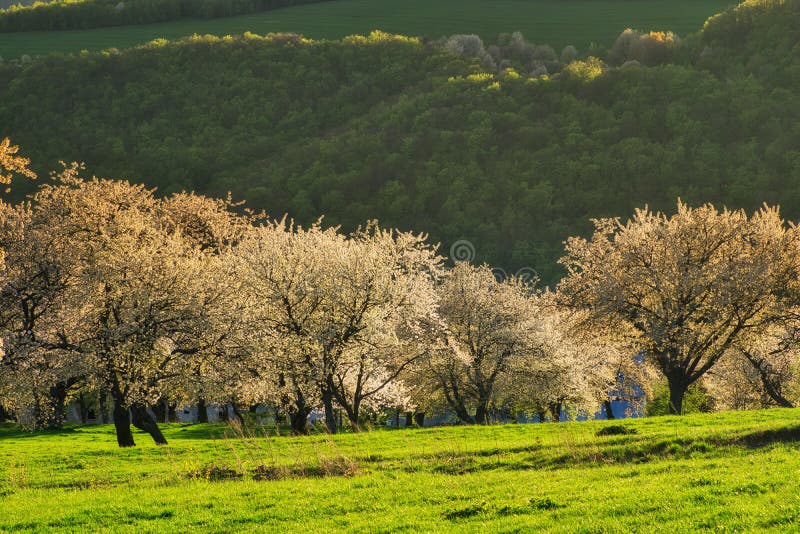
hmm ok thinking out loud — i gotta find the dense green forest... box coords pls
[1,0,799,282]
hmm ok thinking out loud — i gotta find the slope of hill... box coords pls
[3,409,800,531]
[0,0,798,281]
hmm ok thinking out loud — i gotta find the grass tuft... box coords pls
[188,464,243,481]
[596,425,638,436]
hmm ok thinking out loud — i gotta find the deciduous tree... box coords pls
[559,201,800,414]
[422,263,542,424]
[233,219,441,433]
[23,171,240,446]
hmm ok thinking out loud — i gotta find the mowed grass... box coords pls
[2,410,800,532]
[0,0,733,58]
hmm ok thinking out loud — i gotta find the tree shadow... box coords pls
[732,426,800,449]
[0,423,78,439]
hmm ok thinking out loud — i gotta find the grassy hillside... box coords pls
[2,409,800,531]
[0,0,732,57]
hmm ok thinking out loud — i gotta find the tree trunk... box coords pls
[112,401,135,447]
[475,401,490,425]
[34,382,70,429]
[33,383,68,429]
[762,381,795,408]
[227,403,244,427]
[742,351,795,408]
[443,393,474,424]
[289,406,312,435]
[414,412,425,427]
[348,415,361,433]
[196,397,208,423]
[329,378,360,432]
[322,390,337,434]
[667,374,688,415]
[442,381,475,424]
[603,400,615,420]
[52,382,69,428]
[0,403,7,422]
[167,403,178,423]
[152,400,167,423]
[549,402,562,422]
[286,389,312,435]
[537,410,547,423]
[405,412,413,427]
[78,392,89,424]
[98,390,110,424]
[131,403,168,445]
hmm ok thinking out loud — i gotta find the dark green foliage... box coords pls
[700,0,800,87]
[0,0,798,283]
[0,0,331,32]
[647,383,715,416]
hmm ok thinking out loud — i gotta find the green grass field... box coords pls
[2,409,800,532]
[0,0,733,58]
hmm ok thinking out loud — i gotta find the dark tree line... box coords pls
[0,0,331,32]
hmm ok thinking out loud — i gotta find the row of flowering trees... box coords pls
[1,140,799,447]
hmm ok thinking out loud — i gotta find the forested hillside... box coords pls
[1,0,799,282]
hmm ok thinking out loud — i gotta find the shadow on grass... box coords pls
[0,423,78,439]
[163,423,232,440]
[525,425,800,469]
[0,422,235,442]
[387,425,800,475]
[731,425,800,448]
[165,423,341,441]
[390,444,542,464]
[443,497,565,521]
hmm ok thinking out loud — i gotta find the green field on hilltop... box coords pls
[0,0,732,58]
[0,0,32,8]
[3,409,800,532]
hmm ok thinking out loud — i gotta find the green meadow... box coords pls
[2,409,800,532]
[0,0,732,58]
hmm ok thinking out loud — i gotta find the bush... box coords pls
[560,44,578,64]
[188,464,243,481]
[609,28,680,66]
[646,383,715,416]
[560,56,604,82]
[444,34,486,58]
[596,425,638,436]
